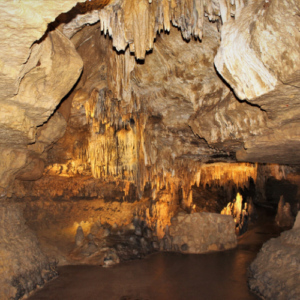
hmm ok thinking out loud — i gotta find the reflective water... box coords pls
[29,215,282,300]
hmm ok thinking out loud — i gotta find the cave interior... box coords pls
[1,1,300,300]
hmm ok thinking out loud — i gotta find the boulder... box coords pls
[169,212,237,254]
[249,227,300,300]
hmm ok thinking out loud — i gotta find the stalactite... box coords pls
[97,0,243,59]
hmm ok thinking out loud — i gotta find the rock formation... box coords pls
[249,217,300,300]
[221,192,251,235]
[0,203,57,300]
[275,196,295,228]
[169,211,237,253]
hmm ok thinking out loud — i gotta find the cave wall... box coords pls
[0,202,57,300]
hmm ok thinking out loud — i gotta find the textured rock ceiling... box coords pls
[0,0,299,194]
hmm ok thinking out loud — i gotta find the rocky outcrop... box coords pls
[249,215,300,300]
[0,202,56,300]
[215,0,300,101]
[169,211,237,253]
[0,0,85,101]
[213,0,300,164]
[0,1,85,193]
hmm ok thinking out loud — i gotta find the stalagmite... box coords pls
[275,196,295,227]
[221,193,249,235]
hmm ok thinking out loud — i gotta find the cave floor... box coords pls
[28,211,283,300]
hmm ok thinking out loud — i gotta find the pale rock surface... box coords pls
[293,211,300,229]
[0,149,27,192]
[215,0,300,100]
[189,93,269,153]
[169,212,237,253]
[33,111,68,154]
[211,0,300,164]
[0,0,85,101]
[0,2,84,193]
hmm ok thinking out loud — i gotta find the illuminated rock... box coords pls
[221,193,251,235]
[169,212,237,253]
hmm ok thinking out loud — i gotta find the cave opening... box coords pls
[1,1,300,300]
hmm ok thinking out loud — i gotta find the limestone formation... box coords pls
[97,0,241,59]
[275,196,295,228]
[169,211,237,253]
[0,202,57,300]
[249,226,300,300]
[221,193,250,235]
[247,197,258,223]
[75,226,85,246]
[215,0,300,101]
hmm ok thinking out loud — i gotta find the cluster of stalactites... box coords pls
[198,162,257,189]
[99,0,246,59]
[141,160,257,204]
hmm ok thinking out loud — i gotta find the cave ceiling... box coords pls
[0,0,299,193]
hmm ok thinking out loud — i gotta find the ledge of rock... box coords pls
[169,212,237,253]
